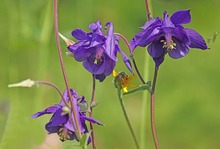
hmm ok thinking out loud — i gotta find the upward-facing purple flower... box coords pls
[68,20,132,82]
[31,89,102,143]
[130,10,208,68]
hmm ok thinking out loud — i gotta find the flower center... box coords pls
[94,48,104,64]
[161,33,176,50]
[58,127,73,142]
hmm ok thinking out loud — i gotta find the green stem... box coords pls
[140,0,152,148]
[140,54,150,149]
[117,90,140,149]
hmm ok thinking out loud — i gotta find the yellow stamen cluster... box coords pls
[58,127,73,142]
[160,39,176,50]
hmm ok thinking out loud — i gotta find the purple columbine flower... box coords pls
[31,89,102,143]
[68,20,132,82]
[130,10,208,68]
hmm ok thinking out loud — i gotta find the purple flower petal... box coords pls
[172,26,190,45]
[104,22,117,61]
[68,41,85,53]
[95,74,106,82]
[83,53,106,74]
[153,55,165,69]
[89,20,103,35]
[168,40,189,58]
[170,10,191,26]
[74,47,95,62]
[45,108,69,133]
[130,18,163,50]
[102,56,116,76]
[89,34,105,48]
[148,40,165,58]
[72,29,89,40]
[31,105,60,118]
[185,28,208,50]
[162,11,175,28]
[140,17,163,30]
[82,116,103,125]
[116,45,133,73]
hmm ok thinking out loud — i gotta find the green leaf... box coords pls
[80,131,92,149]
[123,81,152,96]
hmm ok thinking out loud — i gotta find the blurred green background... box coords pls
[1,0,220,149]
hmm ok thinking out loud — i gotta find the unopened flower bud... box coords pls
[8,79,35,88]
[59,32,75,46]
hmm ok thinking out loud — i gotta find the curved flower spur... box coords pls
[68,20,132,82]
[130,10,208,68]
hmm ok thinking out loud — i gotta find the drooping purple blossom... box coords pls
[31,89,102,143]
[68,20,132,82]
[130,10,208,68]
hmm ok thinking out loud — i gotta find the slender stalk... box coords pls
[140,54,150,149]
[53,0,82,140]
[114,33,133,55]
[34,81,69,108]
[89,75,96,149]
[117,90,140,149]
[150,66,160,149]
[144,0,152,20]
[114,33,145,84]
[131,57,145,84]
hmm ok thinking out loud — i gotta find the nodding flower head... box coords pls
[130,10,208,68]
[31,89,102,143]
[68,20,132,82]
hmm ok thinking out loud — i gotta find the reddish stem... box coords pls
[53,0,82,140]
[89,75,96,149]
[144,0,152,21]
[114,33,145,84]
[35,81,69,107]
[150,66,160,149]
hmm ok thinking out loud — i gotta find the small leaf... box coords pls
[123,81,152,95]
[80,131,92,149]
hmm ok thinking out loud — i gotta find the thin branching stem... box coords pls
[35,81,69,107]
[114,33,145,84]
[53,0,82,140]
[117,90,140,149]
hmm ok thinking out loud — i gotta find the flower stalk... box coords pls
[114,33,145,84]
[89,75,96,149]
[117,89,140,149]
[35,81,69,108]
[53,0,82,140]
